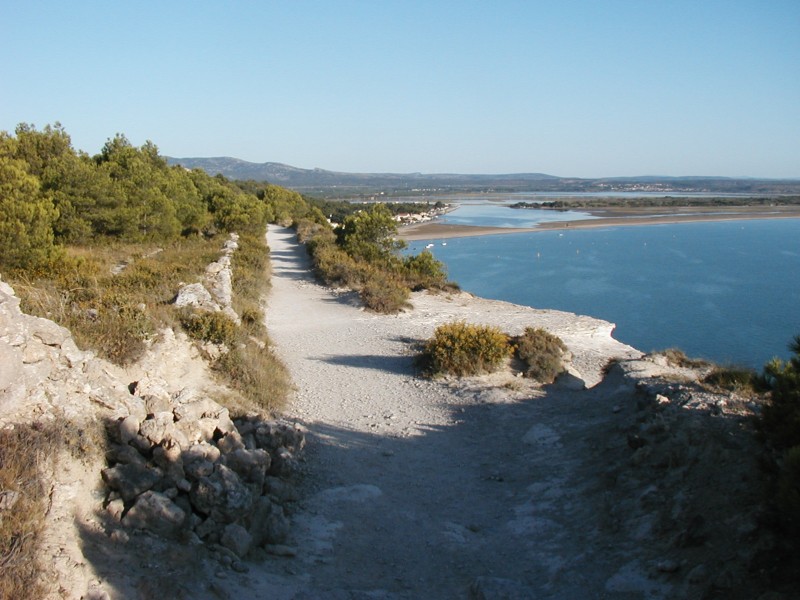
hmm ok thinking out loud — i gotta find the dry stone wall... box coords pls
[102,379,304,557]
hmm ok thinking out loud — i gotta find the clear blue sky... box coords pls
[2,1,798,178]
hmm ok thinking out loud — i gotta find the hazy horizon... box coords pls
[2,2,798,179]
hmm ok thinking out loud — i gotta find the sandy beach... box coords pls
[399,204,800,240]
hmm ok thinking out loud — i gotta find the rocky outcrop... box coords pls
[0,268,306,597]
[0,277,133,426]
[101,377,304,557]
[173,233,240,324]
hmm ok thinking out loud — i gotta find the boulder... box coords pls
[101,463,162,503]
[106,443,147,467]
[123,490,186,537]
[117,415,141,445]
[173,397,221,422]
[172,282,219,312]
[184,458,215,480]
[189,464,253,523]
[152,442,185,485]
[217,430,246,454]
[224,448,271,481]
[221,523,252,558]
[246,497,290,546]
[269,446,300,477]
[138,411,177,446]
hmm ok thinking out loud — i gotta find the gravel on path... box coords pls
[254,226,660,599]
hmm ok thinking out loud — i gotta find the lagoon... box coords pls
[408,215,800,369]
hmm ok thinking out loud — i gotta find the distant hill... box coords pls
[166,157,559,193]
[166,156,800,197]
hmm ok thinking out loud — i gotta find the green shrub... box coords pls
[403,250,448,290]
[179,309,238,346]
[423,321,511,377]
[309,238,364,288]
[514,327,568,383]
[759,335,800,533]
[360,272,410,313]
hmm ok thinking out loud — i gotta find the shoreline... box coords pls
[398,205,800,241]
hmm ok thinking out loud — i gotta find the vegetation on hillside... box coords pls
[513,327,569,383]
[420,322,570,382]
[296,203,454,313]
[759,336,800,533]
[0,122,295,414]
[421,321,512,377]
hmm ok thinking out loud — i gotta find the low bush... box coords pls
[178,309,238,346]
[423,321,511,377]
[360,272,410,313]
[402,250,448,291]
[298,207,451,314]
[514,327,568,383]
[308,238,364,288]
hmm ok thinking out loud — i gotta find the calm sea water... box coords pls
[408,210,800,369]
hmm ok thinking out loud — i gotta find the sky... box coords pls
[1,1,798,178]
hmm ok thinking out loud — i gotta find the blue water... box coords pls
[408,216,800,369]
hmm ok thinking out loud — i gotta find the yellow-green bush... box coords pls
[514,327,567,383]
[178,309,238,346]
[423,321,511,377]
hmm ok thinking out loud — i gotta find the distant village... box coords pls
[391,203,450,225]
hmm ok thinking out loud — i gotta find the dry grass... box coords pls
[12,236,221,365]
[9,228,292,415]
[0,422,62,599]
[214,343,292,414]
[654,347,711,369]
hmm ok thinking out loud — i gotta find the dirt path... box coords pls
[239,226,681,599]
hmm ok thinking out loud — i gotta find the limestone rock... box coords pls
[554,365,586,390]
[123,490,186,537]
[139,411,177,446]
[189,464,253,523]
[220,523,252,558]
[102,463,163,503]
[173,282,220,312]
[246,497,290,546]
[269,446,300,477]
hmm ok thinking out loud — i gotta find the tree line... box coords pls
[0,123,320,272]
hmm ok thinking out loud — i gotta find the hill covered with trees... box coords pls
[0,123,325,272]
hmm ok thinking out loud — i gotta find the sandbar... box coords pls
[399,205,800,241]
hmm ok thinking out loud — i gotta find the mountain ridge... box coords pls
[166,156,800,196]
